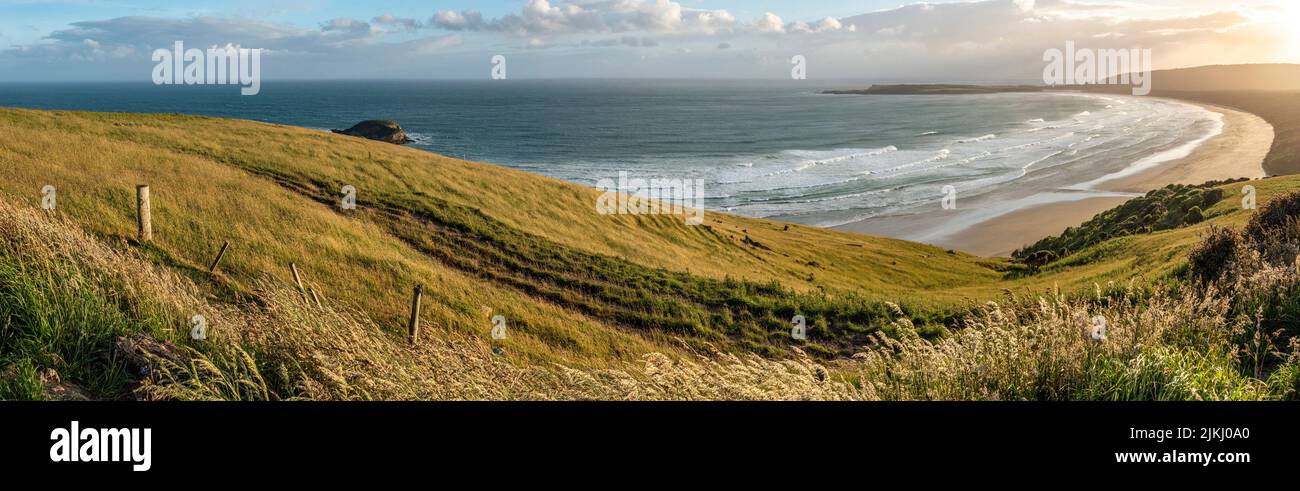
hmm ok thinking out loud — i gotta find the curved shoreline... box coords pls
[836,97,1275,257]
[1098,99,1271,192]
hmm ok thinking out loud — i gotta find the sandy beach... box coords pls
[837,100,1274,257]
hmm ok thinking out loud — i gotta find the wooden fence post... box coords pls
[408,285,424,345]
[136,185,152,242]
[209,241,231,274]
[290,262,305,291]
[308,285,323,309]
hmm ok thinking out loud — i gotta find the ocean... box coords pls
[0,79,1220,231]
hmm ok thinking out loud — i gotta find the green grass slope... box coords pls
[0,104,1293,366]
[0,108,1002,362]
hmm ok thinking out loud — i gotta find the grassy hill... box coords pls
[0,108,1005,363]
[1136,64,1300,93]
[2,107,1264,359]
[2,74,1299,399]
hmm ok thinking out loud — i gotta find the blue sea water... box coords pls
[0,79,1219,230]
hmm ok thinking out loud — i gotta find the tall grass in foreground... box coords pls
[843,193,1300,400]
[851,288,1272,400]
[0,200,858,400]
[1,199,1296,400]
[146,284,863,400]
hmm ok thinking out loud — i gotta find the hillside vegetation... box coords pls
[1,99,1299,399]
[0,108,1017,363]
[3,192,1296,401]
[0,106,1184,364]
[1013,181,1243,266]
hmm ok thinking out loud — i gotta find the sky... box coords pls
[0,0,1296,81]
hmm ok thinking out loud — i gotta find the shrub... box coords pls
[1242,191,1300,267]
[1203,188,1225,206]
[1014,183,1225,267]
[1244,191,1300,243]
[1187,225,1241,284]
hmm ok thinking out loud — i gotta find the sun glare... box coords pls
[1284,4,1300,57]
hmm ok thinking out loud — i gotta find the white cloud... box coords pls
[431,10,486,31]
[752,12,851,35]
[789,16,845,34]
[430,0,736,35]
[810,0,1279,79]
[753,12,785,33]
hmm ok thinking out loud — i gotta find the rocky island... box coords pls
[332,120,413,145]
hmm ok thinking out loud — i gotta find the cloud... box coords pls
[430,0,736,35]
[1117,11,1250,34]
[322,18,371,34]
[788,17,845,34]
[16,15,384,59]
[0,15,469,80]
[751,12,850,35]
[406,34,463,55]
[581,36,660,48]
[0,0,1292,81]
[753,13,785,34]
[430,10,486,31]
[811,0,1276,80]
[372,14,422,32]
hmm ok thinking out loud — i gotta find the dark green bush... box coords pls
[1015,182,1233,267]
[1187,225,1240,284]
[1244,190,1300,244]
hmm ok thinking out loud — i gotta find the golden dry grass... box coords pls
[4,197,1290,401]
[0,199,858,400]
[2,107,1286,362]
[1,107,1298,399]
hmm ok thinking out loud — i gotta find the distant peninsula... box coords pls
[823,84,1047,95]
